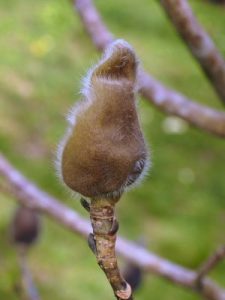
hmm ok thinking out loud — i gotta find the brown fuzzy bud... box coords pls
[57,39,150,199]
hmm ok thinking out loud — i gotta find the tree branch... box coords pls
[73,0,225,138]
[160,0,225,105]
[1,153,225,300]
[85,198,133,299]
[73,0,114,50]
[196,245,225,285]
[138,71,225,137]
[17,247,41,300]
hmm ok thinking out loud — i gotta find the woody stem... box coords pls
[89,198,133,300]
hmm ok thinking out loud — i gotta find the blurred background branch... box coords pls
[196,245,225,285]
[1,153,225,300]
[160,0,225,105]
[10,205,41,300]
[0,0,225,299]
[73,0,225,137]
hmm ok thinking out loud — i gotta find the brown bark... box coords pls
[160,0,225,105]
[89,198,132,299]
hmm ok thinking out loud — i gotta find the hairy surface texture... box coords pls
[58,40,149,199]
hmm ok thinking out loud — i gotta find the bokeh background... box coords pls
[0,0,225,299]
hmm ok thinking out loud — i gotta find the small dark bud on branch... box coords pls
[10,205,40,248]
[123,263,143,292]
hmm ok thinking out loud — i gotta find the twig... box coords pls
[17,247,40,300]
[83,198,132,299]
[196,245,225,286]
[160,0,225,105]
[72,0,225,138]
[138,71,225,137]
[1,153,225,300]
[73,0,113,50]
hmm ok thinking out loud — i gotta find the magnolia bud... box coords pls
[57,39,150,199]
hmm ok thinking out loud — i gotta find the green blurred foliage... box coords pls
[0,0,225,299]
